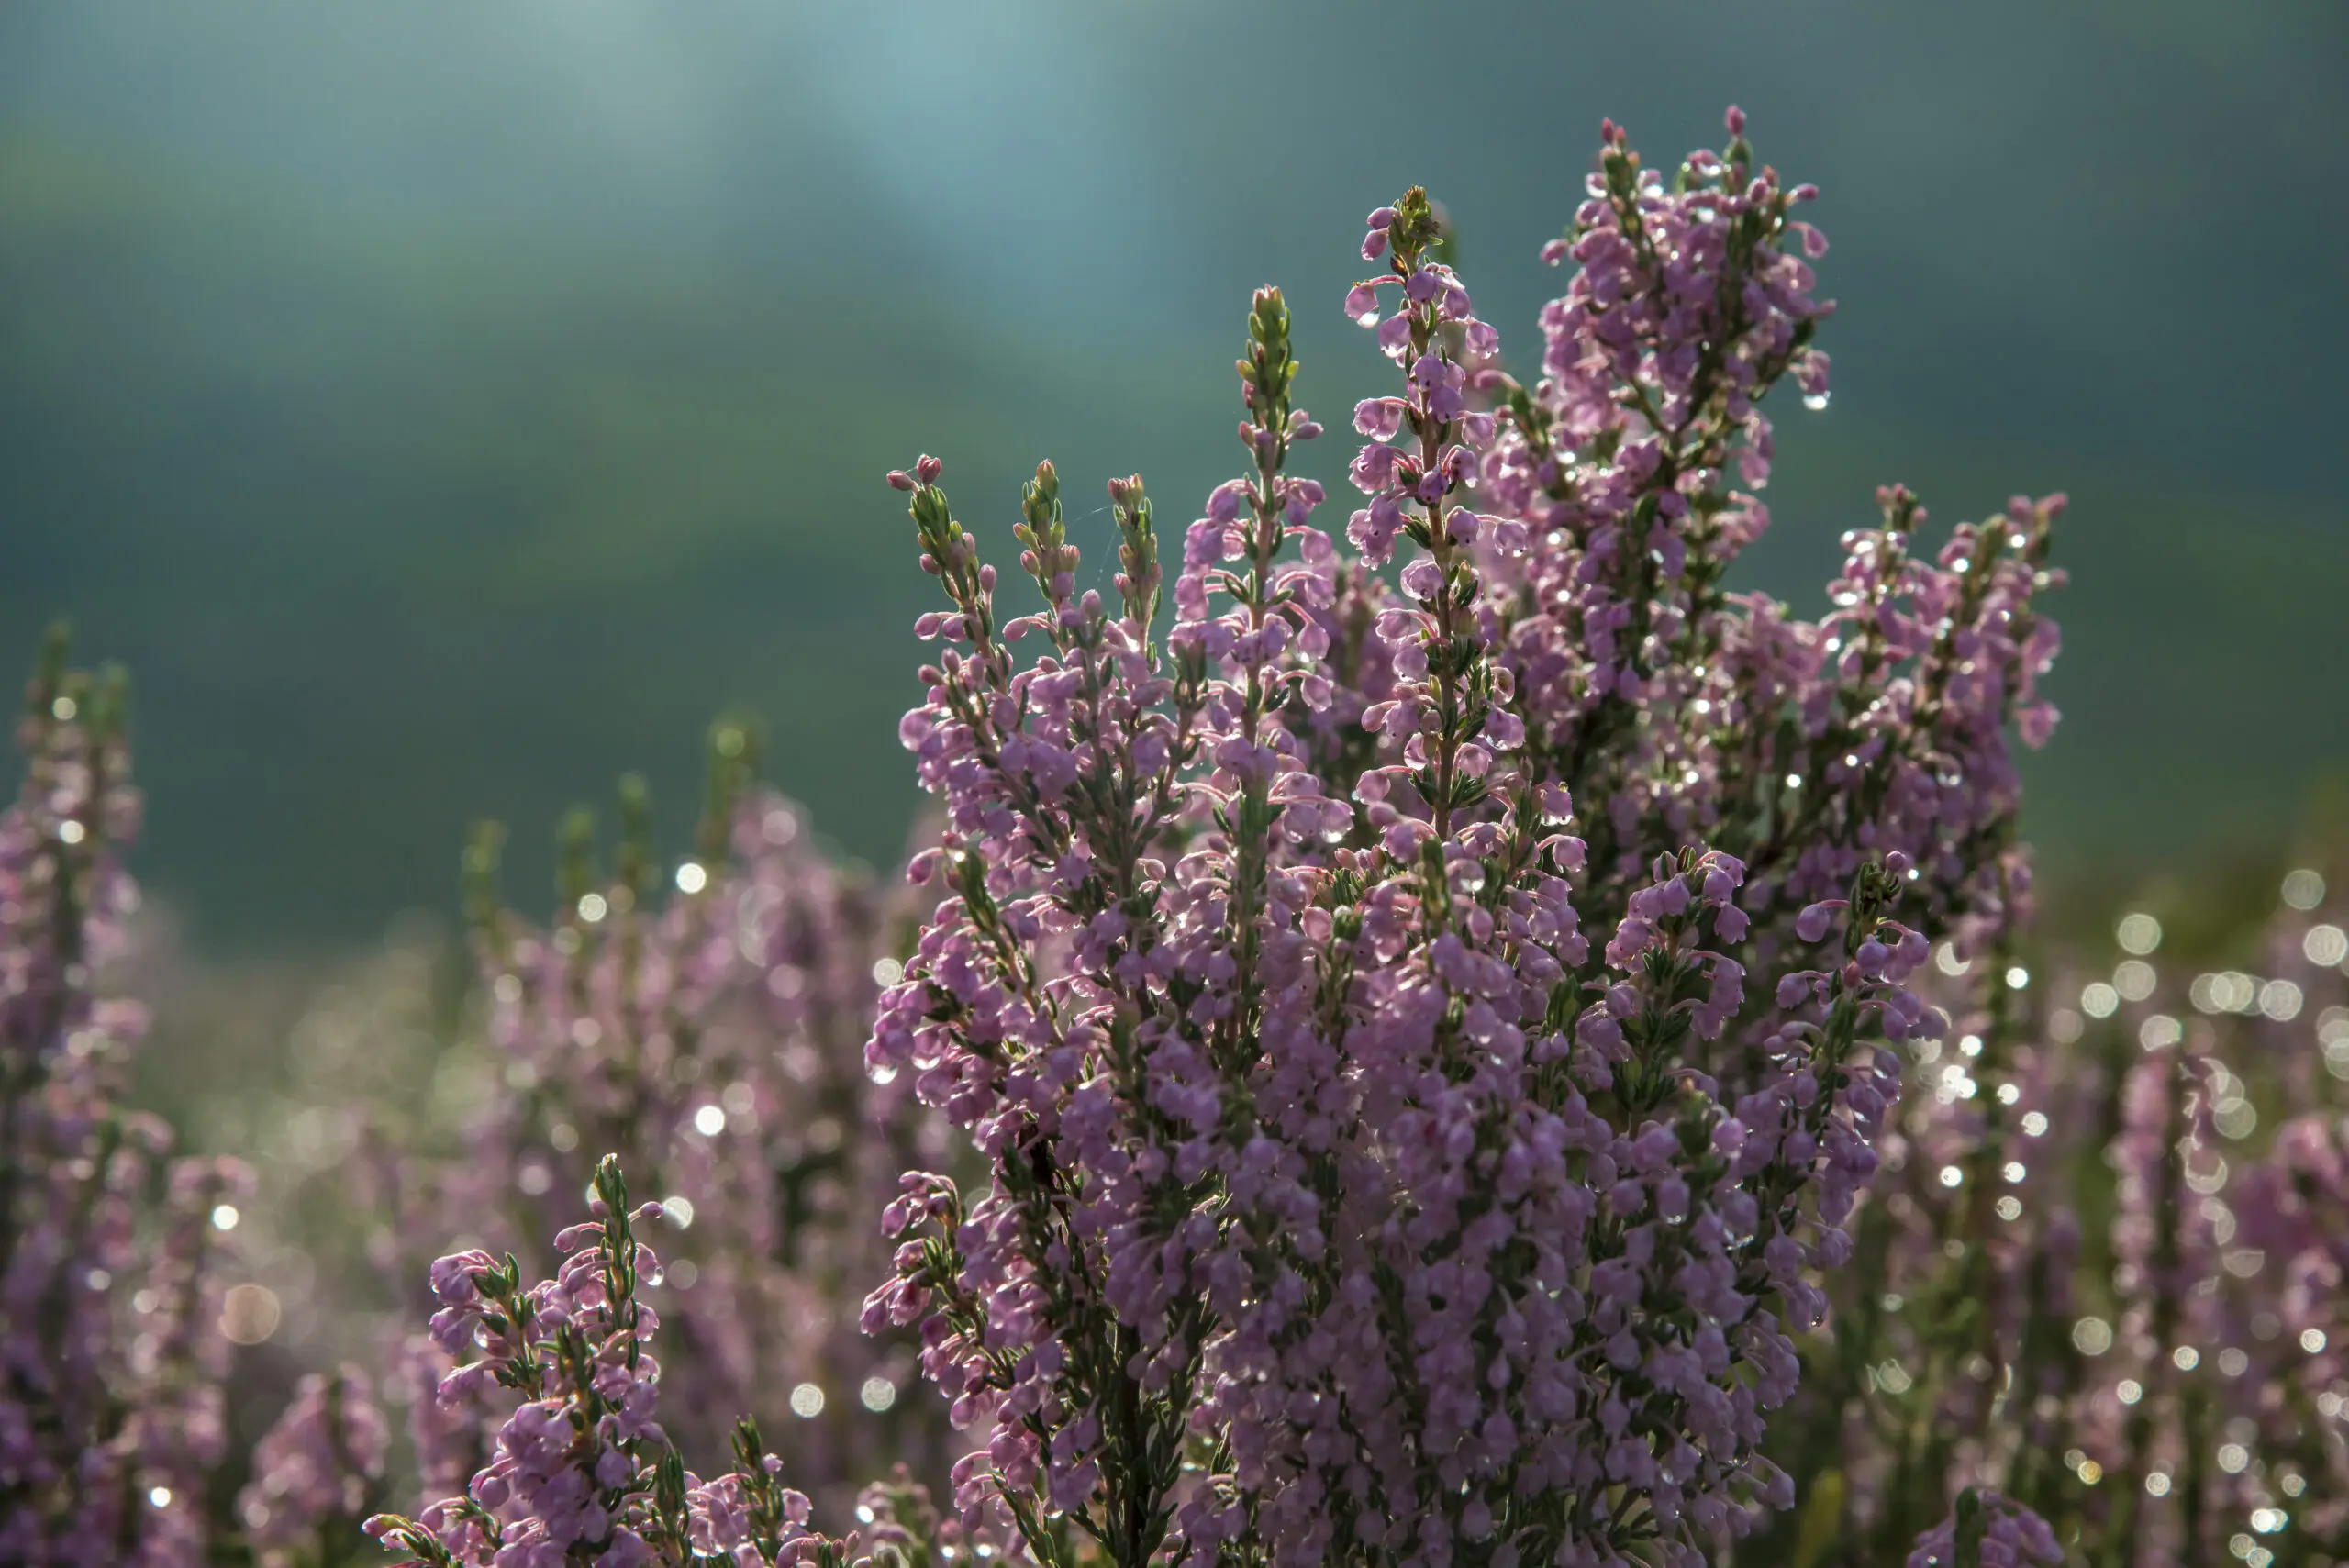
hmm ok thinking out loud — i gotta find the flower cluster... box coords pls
[238,1363,391,1566]
[869,110,2062,1568]
[0,628,253,1566]
[1906,1488,2062,1567]
[367,1156,852,1568]
[1479,110,2058,940]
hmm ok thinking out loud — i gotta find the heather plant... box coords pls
[0,628,260,1565]
[379,720,953,1507]
[238,1364,391,1567]
[0,640,930,1565]
[1904,1487,2063,1567]
[365,1155,854,1567]
[1766,863,2349,1567]
[865,109,2064,1567]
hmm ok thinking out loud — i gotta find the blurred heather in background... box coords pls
[0,0,2343,953]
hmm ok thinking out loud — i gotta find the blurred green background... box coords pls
[2,1,2343,952]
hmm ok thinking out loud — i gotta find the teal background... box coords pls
[1,2,2342,949]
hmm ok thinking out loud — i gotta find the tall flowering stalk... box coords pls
[365,1156,852,1568]
[0,628,253,1565]
[869,110,2063,1567]
[238,1364,391,1567]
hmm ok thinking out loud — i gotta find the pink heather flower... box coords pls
[874,115,2064,1568]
